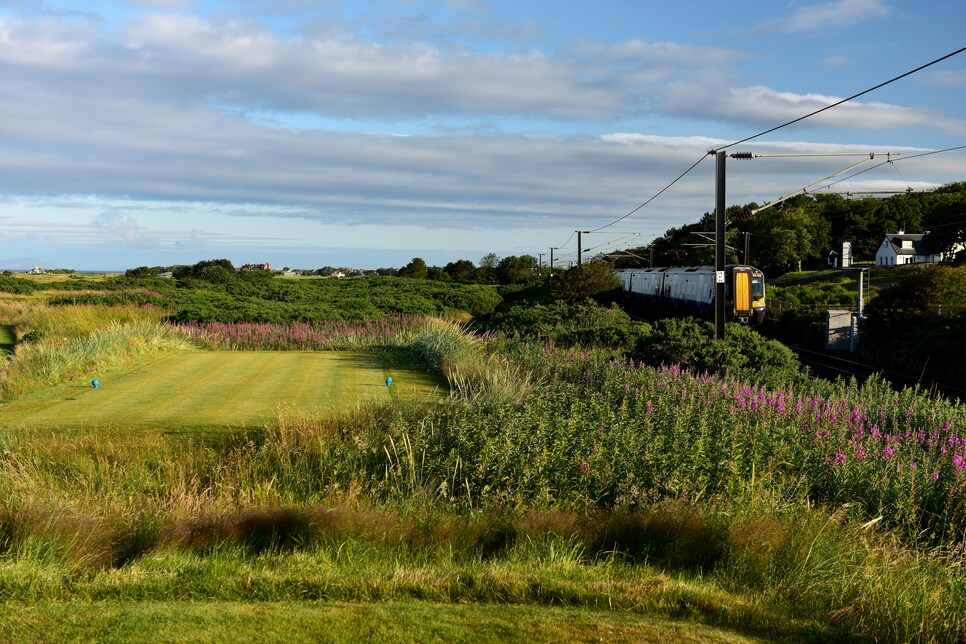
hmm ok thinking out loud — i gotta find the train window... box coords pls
[751,275,764,299]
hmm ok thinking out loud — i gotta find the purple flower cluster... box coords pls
[593,353,966,482]
[176,315,427,351]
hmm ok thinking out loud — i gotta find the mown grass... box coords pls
[0,600,780,643]
[0,324,14,356]
[0,352,444,431]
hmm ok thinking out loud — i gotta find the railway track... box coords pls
[786,343,966,403]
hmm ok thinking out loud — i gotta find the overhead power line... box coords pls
[719,45,966,151]
[580,45,966,241]
[814,144,966,190]
[589,155,707,232]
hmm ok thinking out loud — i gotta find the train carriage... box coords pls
[618,265,766,324]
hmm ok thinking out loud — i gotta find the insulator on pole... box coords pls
[730,152,754,160]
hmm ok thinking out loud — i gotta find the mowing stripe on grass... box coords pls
[0,351,445,430]
[0,324,14,356]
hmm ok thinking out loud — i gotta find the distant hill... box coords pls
[0,257,49,271]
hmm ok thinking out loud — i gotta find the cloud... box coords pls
[94,210,157,247]
[174,228,206,251]
[824,55,850,67]
[655,84,966,136]
[923,69,966,89]
[0,8,962,255]
[762,0,890,32]
[0,14,740,122]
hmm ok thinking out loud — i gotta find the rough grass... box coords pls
[0,321,196,399]
[1,306,964,641]
[410,318,536,404]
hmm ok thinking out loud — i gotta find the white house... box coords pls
[875,231,945,267]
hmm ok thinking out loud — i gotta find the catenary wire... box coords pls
[578,46,966,246]
[589,155,707,232]
[812,144,966,191]
[718,45,966,151]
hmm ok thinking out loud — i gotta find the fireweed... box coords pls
[503,346,966,545]
[176,316,430,351]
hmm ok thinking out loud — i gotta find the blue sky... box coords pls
[1,0,964,271]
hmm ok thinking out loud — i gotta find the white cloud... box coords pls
[654,84,966,136]
[0,6,963,266]
[94,210,157,247]
[923,69,966,89]
[763,0,890,32]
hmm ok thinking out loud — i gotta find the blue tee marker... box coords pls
[92,379,100,389]
[386,376,392,387]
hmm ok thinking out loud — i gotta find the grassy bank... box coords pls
[1,309,964,640]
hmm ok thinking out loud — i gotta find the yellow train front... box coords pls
[728,265,767,325]
[617,264,766,324]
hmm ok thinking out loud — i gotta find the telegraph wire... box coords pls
[888,158,911,191]
[718,45,966,151]
[560,230,576,249]
[584,46,965,237]
[589,154,708,232]
[568,46,966,254]
[812,144,966,191]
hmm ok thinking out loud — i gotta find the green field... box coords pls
[0,351,445,430]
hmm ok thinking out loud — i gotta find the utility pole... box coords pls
[850,268,866,352]
[744,232,751,266]
[538,253,544,269]
[576,231,590,267]
[714,150,726,340]
[549,247,558,285]
[649,246,654,268]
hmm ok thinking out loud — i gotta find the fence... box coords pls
[767,298,966,318]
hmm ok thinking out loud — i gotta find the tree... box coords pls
[551,259,621,301]
[497,254,539,285]
[125,266,154,278]
[397,257,428,279]
[173,259,235,281]
[476,253,499,284]
[738,202,830,274]
[862,265,966,372]
[443,259,476,282]
[922,183,966,263]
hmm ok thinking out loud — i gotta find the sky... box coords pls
[0,0,964,271]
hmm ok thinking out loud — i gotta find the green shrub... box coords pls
[632,318,805,386]
[486,299,644,350]
[0,276,38,295]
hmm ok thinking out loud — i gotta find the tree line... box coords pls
[613,182,966,276]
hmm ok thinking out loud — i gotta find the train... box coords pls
[617,265,767,324]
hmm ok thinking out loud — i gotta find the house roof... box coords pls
[883,233,930,256]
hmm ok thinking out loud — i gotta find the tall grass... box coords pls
[1,311,965,639]
[0,321,198,399]
[0,301,196,399]
[410,318,535,404]
[11,301,169,341]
